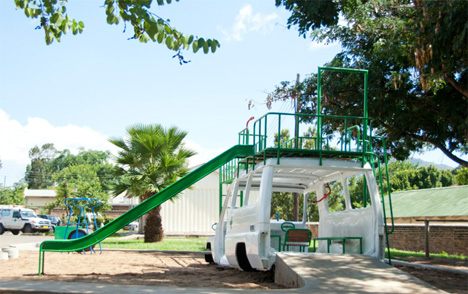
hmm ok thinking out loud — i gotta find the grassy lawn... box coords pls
[386,248,467,261]
[101,236,209,251]
[101,236,467,262]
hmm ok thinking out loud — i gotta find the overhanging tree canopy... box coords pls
[273,0,467,166]
[14,0,220,55]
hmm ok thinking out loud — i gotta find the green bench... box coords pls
[313,237,363,254]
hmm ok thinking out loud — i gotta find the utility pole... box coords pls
[293,73,300,221]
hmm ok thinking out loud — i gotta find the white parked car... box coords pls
[0,207,51,234]
[124,221,139,232]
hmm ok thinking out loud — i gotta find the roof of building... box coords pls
[383,185,468,218]
[23,189,57,198]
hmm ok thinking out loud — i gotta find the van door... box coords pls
[11,210,23,229]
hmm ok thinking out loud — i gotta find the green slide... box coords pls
[38,144,254,275]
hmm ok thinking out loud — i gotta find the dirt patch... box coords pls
[0,251,282,290]
[1,250,467,293]
[392,257,468,294]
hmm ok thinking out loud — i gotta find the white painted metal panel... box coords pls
[161,172,219,235]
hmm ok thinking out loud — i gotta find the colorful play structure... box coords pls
[38,67,394,276]
[53,198,102,253]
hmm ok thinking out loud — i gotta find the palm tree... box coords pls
[110,124,196,242]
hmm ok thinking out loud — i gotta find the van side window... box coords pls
[326,180,346,212]
[1,210,10,216]
[347,173,372,209]
[12,211,21,218]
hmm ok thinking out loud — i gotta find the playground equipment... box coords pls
[38,67,394,276]
[206,67,394,271]
[54,198,102,253]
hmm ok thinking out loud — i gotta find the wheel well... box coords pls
[235,243,254,271]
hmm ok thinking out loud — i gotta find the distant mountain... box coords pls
[388,158,455,170]
[407,158,454,170]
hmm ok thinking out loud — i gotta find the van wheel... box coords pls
[205,253,214,263]
[11,230,20,235]
[236,243,255,272]
[23,224,33,234]
[0,224,5,235]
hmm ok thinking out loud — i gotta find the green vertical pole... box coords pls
[362,71,369,204]
[277,114,281,164]
[264,116,268,151]
[317,67,323,165]
[363,71,368,163]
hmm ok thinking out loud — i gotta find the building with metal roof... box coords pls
[384,185,468,223]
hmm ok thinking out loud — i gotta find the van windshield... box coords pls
[20,211,37,218]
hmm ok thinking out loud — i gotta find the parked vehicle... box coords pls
[0,207,51,234]
[38,214,62,232]
[124,221,139,232]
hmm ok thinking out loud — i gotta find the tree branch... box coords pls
[378,120,468,167]
[443,74,468,99]
[430,141,468,167]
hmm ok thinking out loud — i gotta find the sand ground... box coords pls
[0,250,466,293]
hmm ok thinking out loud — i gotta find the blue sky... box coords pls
[0,1,464,186]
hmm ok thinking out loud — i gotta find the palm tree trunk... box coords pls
[143,191,164,243]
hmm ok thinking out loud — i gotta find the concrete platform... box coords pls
[275,253,447,293]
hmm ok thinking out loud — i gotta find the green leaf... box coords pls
[165,36,173,48]
[187,35,194,45]
[203,42,209,54]
[51,13,63,25]
[164,24,171,34]
[157,32,164,43]
[106,4,114,15]
[15,1,25,9]
[106,14,114,24]
[140,33,150,43]
[210,40,218,53]
[192,40,199,53]
[197,38,205,50]
[78,21,85,28]
[32,9,42,17]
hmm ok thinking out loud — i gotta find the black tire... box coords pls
[11,230,20,235]
[0,224,5,235]
[68,229,95,252]
[205,253,214,263]
[22,224,33,234]
[236,243,255,272]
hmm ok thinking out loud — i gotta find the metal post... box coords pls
[424,219,430,259]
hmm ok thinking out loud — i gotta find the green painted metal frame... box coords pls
[313,237,363,254]
[38,144,254,276]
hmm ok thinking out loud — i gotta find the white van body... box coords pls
[208,157,385,271]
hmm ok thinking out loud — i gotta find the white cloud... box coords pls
[0,109,225,185]
[220,4,278,41]
[0,109,118,185]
